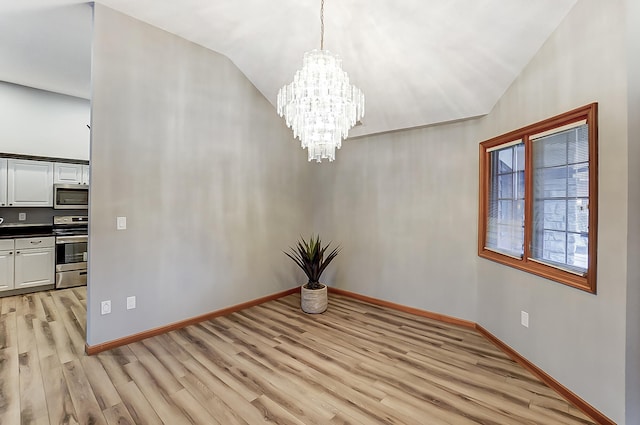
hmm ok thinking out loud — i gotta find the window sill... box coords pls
[478,248,595,293]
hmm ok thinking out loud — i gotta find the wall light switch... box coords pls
[127,296,136,310]
[521,311,529,328]
[18,213,26,221]
[116,216,127,230]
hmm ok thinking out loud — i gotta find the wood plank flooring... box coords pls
[0,287,598,425]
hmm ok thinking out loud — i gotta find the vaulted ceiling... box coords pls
[0,0,577,137]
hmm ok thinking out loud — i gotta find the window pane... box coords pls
[567,164,589,198]
[567,233,588,270]
[532,229,567,264]
[568,125,589,164]
[567,199,589,233]
[515,144,525,172]
[498,174,513,198]
[533,199,567,231]
[496,223,524,254]
[535,166,567,198]
[534,132,567,168]
[498,149,513,173]
[532,123,589,273]
[486,143,524,257]
[516,170,525,199]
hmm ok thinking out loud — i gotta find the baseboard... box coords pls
[328,287,476,329]
[85,286,299,355]
[329,287,614,425]
[1,284,56,298]
[475,325,615,425]
[84,284,614,424]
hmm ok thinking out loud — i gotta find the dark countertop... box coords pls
[0,233,55,240]
[0,223,54,239]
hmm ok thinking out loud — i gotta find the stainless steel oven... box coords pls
[54,216,88,288]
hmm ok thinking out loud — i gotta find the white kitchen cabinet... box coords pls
[54,162,84,184]
[0,159,7,207]
[82,165,90,185]
[14,237,55,289]
[7,159,54,207]
[0,240,15,292]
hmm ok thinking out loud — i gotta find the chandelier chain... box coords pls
[320,0,324,50]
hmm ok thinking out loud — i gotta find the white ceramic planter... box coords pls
[300,283,328,314]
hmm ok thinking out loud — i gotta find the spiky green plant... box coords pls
[285,235,340,290]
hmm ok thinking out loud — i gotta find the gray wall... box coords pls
[625,0,640,423]
[0,82,90,160]
[87,5,313,345]
[312,120,480,322]
[478,0,628,422]
[313,0,632,422]
[86,0,636,422]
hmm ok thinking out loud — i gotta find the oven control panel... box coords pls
[54,216,88,225]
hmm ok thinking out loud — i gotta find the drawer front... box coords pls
[0,239,15,251]
[15,236,55,249]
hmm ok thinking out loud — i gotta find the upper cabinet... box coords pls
[0,158,87,208]
[6,159,54,207]
[0,159,7,207]
[54,162,88,185]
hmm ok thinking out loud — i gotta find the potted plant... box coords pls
[285,235,340,314]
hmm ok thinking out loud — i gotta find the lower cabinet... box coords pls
[0,237,55,293]
[0,245,15,291]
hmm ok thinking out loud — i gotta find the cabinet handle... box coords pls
[16,251,20,254]
[30,240,42,244]
[9,251,12,255]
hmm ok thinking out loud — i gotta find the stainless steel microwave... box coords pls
[53,184,89,209]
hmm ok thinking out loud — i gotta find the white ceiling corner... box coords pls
[0,0,578,137]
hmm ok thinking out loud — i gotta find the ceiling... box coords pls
[0,0,577,137]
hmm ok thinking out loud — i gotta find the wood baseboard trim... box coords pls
[329,287,613,425]
[328,287,476,329]
[84,284,614,424]
[474,324,615,425]
[85,287,299,355]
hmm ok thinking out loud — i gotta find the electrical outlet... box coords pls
[101,300,111,315]
[127,296,136,310]
[521,311,529,328]
[18,212,26,221]
[116,216,127,230]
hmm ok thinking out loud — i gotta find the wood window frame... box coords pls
[478,103,598,293]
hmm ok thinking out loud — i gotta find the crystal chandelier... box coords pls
[276,0,365,163]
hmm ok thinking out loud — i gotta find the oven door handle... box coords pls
[56,235,88,244]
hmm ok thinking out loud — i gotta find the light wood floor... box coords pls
[0,287,597,425]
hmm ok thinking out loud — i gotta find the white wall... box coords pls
[477,0,628,422]
[87,5,313,345]
[0,81,90,159]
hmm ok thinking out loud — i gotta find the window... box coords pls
[486,140,525,258]
[478,104,598,293]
